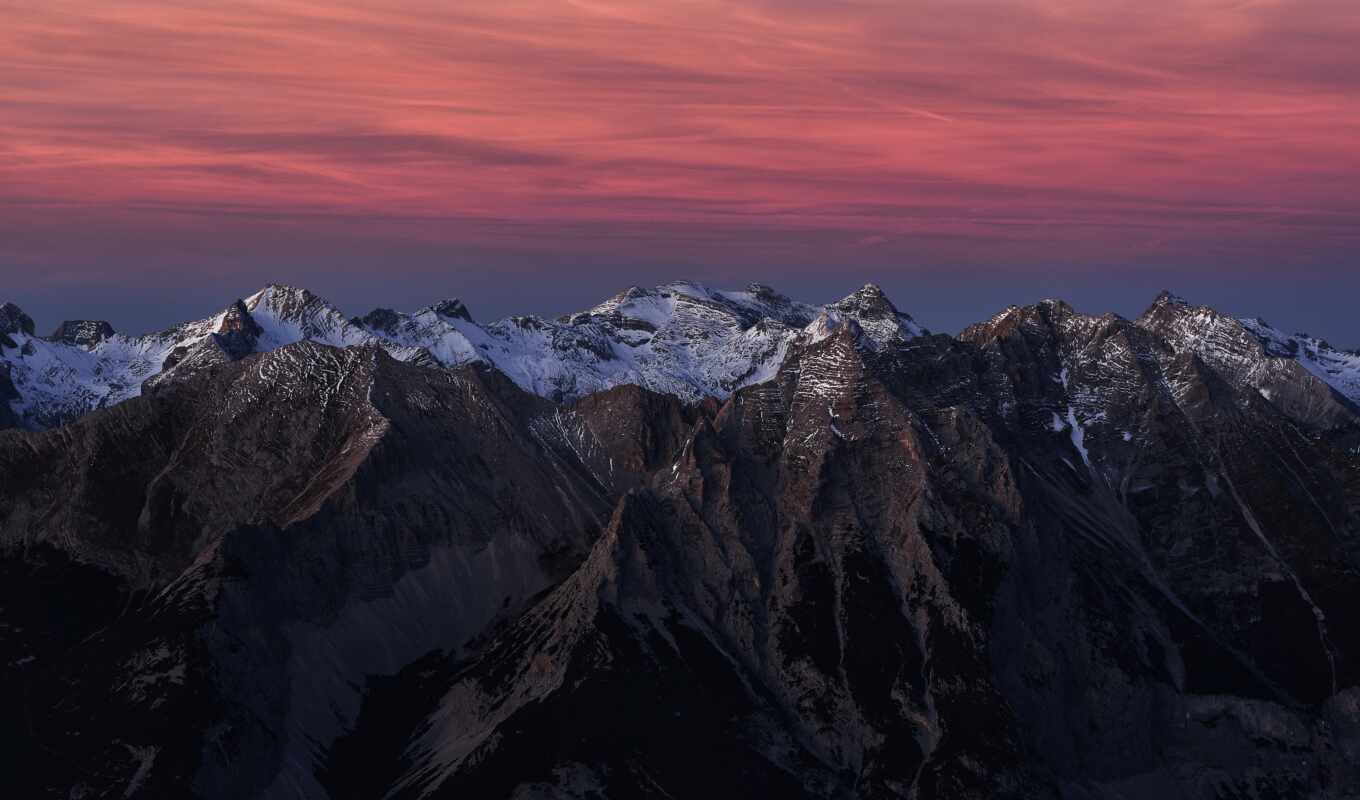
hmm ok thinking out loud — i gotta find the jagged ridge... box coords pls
[0,281,924,429]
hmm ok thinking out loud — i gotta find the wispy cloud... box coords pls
[1,0,1358,282]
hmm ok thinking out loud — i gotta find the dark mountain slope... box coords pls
[0,343,613,798]
[345,305,1360,800]
[1,288,1358,799]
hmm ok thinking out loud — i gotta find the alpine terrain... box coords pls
[2,281,1359,799]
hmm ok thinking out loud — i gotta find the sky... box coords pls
[2,0,1358,344]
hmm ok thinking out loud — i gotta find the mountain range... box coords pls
[2,281,1359,799]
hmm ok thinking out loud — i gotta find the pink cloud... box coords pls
[1,0,1358,277]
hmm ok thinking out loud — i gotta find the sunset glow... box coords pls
[3,1,1358,333]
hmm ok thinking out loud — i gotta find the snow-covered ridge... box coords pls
[1239,318,1360,408]
[348,280,919,404]
[0,308,224,429]
[0,281,923,429]
[1136,290,1360,411]
[7,282,1350,434]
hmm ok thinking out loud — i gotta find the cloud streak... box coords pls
[1,0,1358,330]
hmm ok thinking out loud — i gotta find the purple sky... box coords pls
[3,1,1358,345]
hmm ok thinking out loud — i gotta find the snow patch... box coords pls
[1052,405,1092,469]
[1066,406,1091,468]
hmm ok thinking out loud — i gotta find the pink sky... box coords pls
[2,1,1358,337]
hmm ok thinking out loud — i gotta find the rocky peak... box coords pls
[1130,291,1360,427]
[237,284,379,351]
[959,305,1022,343]
[426,298,473,323]
[612,286,647,305]
[1150,288,1189,308]
[0,302,36,341]
[212,299,264,359]
[245,283,320,318]
[216,300,258,334]
[353,308,402,334]
[49,320,116,348]
[831,283,897,319]
[1136,290,1241,342]
[960,298,1082,346]
[826,283,922,345]
[1035,297,1076,317]
[745,282,781,301]
[579,285,652,322]
[1136,289,1199,329]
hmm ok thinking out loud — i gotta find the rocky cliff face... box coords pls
[1,344,611,798]
[1,284,1357,799]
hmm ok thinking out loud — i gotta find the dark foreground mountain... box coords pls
[2,284,1359,799]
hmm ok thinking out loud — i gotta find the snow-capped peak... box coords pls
[1,280,920,428]
[424,299,473,323]
[835,283,895,314]
[244,283,313,311]
[827,283,923,345]
[243,284,374,351]
[581,280,817,331]
[0,286,366,429]
[1149,289,1189,309]
[1134,290,1360,421]
[1240,317,1360,407]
